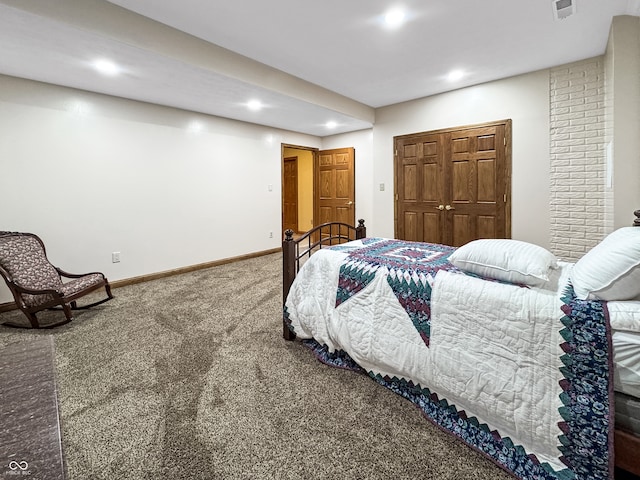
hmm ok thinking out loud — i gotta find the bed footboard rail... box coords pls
[282,219,365,340]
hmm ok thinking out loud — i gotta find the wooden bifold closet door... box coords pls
[394,120,511,247]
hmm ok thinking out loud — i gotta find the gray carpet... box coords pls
[0,253,514,480]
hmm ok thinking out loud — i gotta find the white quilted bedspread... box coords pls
[286,244,572,471]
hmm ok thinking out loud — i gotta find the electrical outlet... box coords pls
[269,231,273,238]
[112,252,120,263]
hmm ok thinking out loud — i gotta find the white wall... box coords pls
[372,69,551,248]
[0,75,320,303]
[607,16,640,229]
[1,63,610,305]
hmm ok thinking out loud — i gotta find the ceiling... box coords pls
[0,0,638,136]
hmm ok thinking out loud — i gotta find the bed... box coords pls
[281,216,640,480]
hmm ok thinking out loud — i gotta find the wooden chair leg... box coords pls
[25,311,40,329]
[62,303,74,322]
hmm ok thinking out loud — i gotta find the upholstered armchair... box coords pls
[0,232,113,328]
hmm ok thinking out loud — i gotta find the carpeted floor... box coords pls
[0,253,529,479]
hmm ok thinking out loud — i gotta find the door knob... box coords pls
[435,205,445,210]
[445,205,455,211]
[345,201,354,206]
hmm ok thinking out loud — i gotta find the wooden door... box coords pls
[395,133,445,243]
[282,157,298,232]
[394,120,511,246]
[315,148,355,234]
[445,124,509,246]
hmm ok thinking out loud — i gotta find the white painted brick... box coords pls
[549,58,605,261]
[556,192,585,200]
[553,93,571,102]
[569,98,587,107]
[553,172,571,179]
[559,138,585,146]
[561,112,588,122]
[568,103,592,113]
[557,125,585,134]
[553,107,571,115]
[573,130,600,140]
[570,145,600,153]
[582,172,602,179]
[572,210,597,219]
[584,109,603,118]
[554,86,582,96]
[552,160,572,167]
[567,202,587,209]
[584,75,603,86]
[580,88,601,98]
[571,116,598,125]
[569,84,588,94]
[556,152,589,160]
[569,238,599,248]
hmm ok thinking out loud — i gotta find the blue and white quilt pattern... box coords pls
[284,238,612,480]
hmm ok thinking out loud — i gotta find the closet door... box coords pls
[394,120,511,246]
[444,124,509,246]
[395,133,445,244]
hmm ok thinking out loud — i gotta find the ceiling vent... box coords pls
[552,0,576,20]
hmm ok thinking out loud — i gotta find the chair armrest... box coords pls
[55,268,104,280]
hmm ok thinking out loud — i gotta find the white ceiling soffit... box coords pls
[104,0,632,107]
[0,0,637,136]
[0,0,373,136]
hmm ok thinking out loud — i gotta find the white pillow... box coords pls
[448,239,559,287]
[572,227,640,301]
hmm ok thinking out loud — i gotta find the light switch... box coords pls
[379,183,385,191]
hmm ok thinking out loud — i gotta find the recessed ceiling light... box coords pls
[67,99,91,116]
[326,121,337,129]
[187,120,204,133]
[247,99,263,111]
[447,69,465,82]
[384,8,406,28]
[93,59,120,76]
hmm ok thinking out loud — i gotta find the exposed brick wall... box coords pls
[549,58,606,262]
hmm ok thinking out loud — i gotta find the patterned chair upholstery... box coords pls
[0,232,113,328]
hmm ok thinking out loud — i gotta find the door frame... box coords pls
[281,144,356,238]
[282,156,299,233]
[393,119,512,243]
[281,144,318,236]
